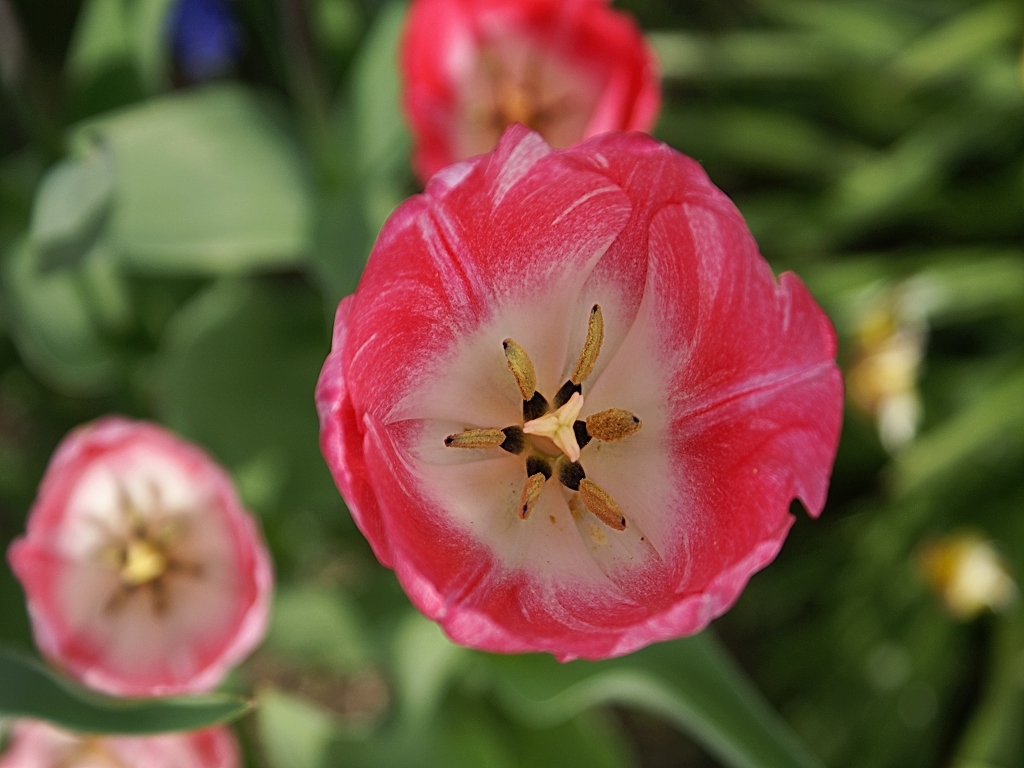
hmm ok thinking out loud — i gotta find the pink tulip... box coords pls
[316,126,843,661]
[7,418,272,696]
[401,0,660,182]
[0,722,239,768]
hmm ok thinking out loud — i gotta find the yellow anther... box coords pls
[523,392,584,462]
[571,305,604,384]
[503,338,537,400]
[586,409,642,442]
[120,539,167,587]
[445,428,506,449]
[578,478,626,531]
[518,472,547,520]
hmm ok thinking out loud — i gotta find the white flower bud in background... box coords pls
[918,532,1017,620]
[847,278,935,453]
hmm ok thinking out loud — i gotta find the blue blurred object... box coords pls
[169,0,241,82]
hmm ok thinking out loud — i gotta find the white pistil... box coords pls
[523,392,584,462]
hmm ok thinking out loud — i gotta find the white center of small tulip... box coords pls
[444,304,642,531]
[91,485,205,615]
[522,392,584,462]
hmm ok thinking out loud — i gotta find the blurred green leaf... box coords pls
[65,0,132,83]
[0,648,251,734]
[895,366,1024,496]
[511,712,634,768]
[485,633,823,768]
[77,85,313,275]
[657,104,861,178]
[1,237,120,395]
[755,0,920,62]
[29,141,114,270]
[267,586,371,674]
[352,2,412,233]
[650,32,833,80]
[920,252,1024,326]
[155,277,335,513]
[393,613,469,726]
[257,687,336,768]
[891,2,1023,87]
[64,0,144,117]
[130,0,177,93]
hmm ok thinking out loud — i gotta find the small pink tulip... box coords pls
[0,722,239,768]
[7,418,272,697]
[401,0,660,183]
[316,127,843,661]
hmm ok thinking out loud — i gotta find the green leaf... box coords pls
[155,277,336,512]
[485,633,823,768]
[0,648,251,734]
[257,687,336,768]
[890,1,1023,87]
[352,2,413,234]
[65,0,132,84]
[76,85,313,275]
[1,236,120,395]
[267,586,371,674]
[29,141,114,270]
[649,31,833,81]
[129,0,177,93]
[393,613,469,726]
[895,366,1024,496]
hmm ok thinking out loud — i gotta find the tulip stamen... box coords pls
[518,473,547,519]
[571,305,604,385]
[503,338,537,400]
[445,428,507,450]
[526,454,553,480]
[585,409,642,442]
[578,478,627,531]
[500,426,527,454]
[445,310,636,531]
[557,458,586,491]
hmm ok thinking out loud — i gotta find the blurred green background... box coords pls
[0,0,1023,766]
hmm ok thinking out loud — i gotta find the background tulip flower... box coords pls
[316,126,843,661]
[0,722,239,768]
[7,418,273,697]
[401,0,660,182]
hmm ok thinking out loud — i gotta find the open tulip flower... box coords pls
[401,0,660,183]
[7,418,272,696]
[0,722,239,768]
[316,126,843,661]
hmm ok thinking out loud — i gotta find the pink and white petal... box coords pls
[346,125,632,423]
[0,723,240,768]
[316,296,395,568]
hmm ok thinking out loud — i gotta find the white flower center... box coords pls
[443,304,640,531]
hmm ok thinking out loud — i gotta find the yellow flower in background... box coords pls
[918,532,1017,620]
[847,280,932,453]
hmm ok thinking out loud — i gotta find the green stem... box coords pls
[950,610,1024,768]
